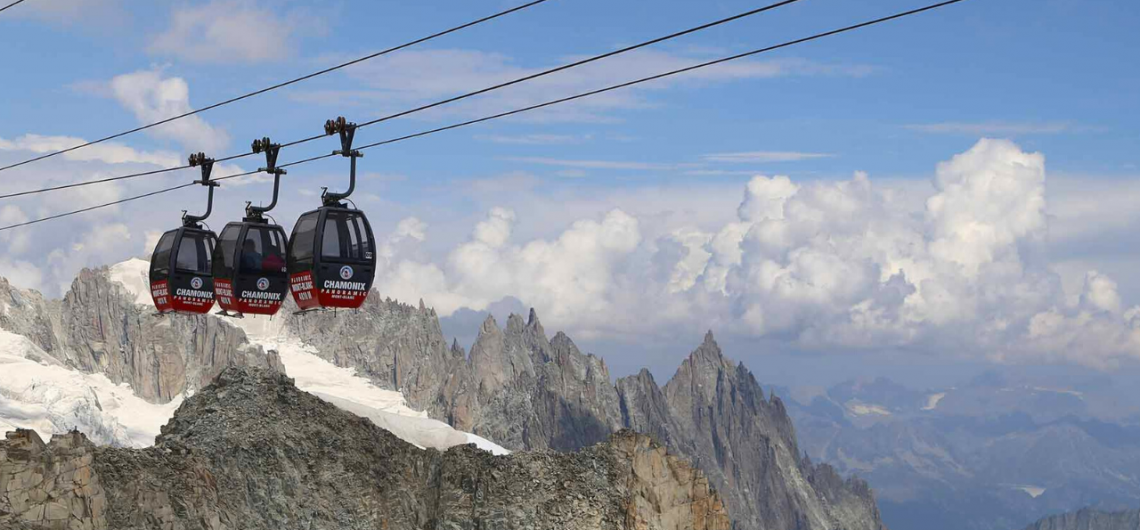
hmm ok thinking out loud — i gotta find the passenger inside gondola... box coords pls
[263,247,285,273]
[241,239,263,271]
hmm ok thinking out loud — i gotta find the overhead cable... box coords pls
[0,0,29,14]
[0,0,553,173]
[0,0,969,233]
[0,0,804,200]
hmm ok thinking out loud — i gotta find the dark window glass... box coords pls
[289,213,320,268]
[354,216,373,261]
[241,226,288,276]
[203,236,214,271]
[216,225,241,278]
[176,236,199,272]
[175,233,213,274]
[150,231,177,278]
[321,211,372,261]
[321,216,342,259]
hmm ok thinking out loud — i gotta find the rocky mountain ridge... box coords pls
[1021,507,1140,530]
[0,266,281,405]
[1,263,886,529]
[0,367,731,530]
[282,295,886,530]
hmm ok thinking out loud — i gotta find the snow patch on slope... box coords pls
[0,329,182,447]
[109,258,153,306]
[230,314,510,455]
[923,392,947,411]
[846,401,892,416]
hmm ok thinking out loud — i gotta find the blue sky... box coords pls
[1,0,1139,382]
[4,0,1136,180]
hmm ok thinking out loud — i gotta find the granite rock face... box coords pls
[1022,508,1140,530]
[283,303,886,530]
[0,429,107,530]
[0,267,282,404]
[0,367,730,530]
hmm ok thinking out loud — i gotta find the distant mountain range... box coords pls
[777,375,1140,530]
[1021,507,1140,530]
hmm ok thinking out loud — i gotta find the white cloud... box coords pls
[109,69,229,153]
[702,151,834,163]
[0,259,43,293]
[4,134,1138,370]
[148,0,318,64]
[4,0,128,27]
[0,134,180,167]
[373,139,1140,369]
[376,208,641,332]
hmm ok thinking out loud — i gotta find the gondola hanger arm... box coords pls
[183,153,220,228]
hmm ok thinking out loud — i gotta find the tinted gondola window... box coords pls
[242,226,288,276]
[353,215,372,259]
[290,213,319,267]
[321,217,341,259]
[216,225,241,278]
[151,231,176,278]
[321,211,372,261]
[176,233,213,274]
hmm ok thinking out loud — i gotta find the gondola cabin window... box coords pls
[176,234,213,274]
[322,211,371,261]
[290,213,319,268]
[243,226,288,275]
[216,225,241,278]
[151,232,176,278]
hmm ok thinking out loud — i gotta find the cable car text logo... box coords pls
[190,277,203,290]
[257,278,269,291]
[340,266,354,280]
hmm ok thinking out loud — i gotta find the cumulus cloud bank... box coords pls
[148,0,316,64]
[376,139,1140,368]
[109,70,229,153]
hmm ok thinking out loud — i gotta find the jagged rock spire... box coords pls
[480,314,499,334]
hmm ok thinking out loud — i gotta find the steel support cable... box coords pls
[0,0,553,173]
[358,0,968,150]
[0,0,29,14]
[0,0,968,233]
[0,0,804,200]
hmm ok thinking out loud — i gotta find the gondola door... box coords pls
[149,228,217,314]
[288,207,376,310]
